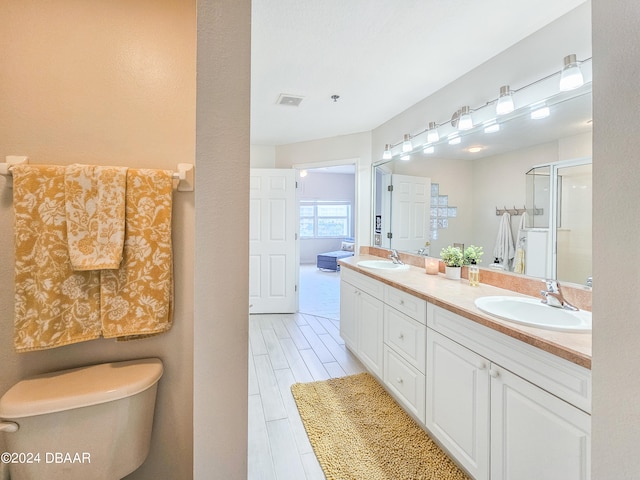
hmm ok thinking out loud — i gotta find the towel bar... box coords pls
[0,157,194,192]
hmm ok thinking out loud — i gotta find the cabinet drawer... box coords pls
[384,305,426,373]
[427,303,592,413]
[342,267,384,298]
[384,346,425,423]
[384,285,427,324]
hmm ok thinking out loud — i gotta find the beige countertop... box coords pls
[339,254,592,369]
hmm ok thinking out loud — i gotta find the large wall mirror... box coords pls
[372,83,592,285]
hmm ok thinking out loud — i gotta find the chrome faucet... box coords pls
[389,249,404,264]
[540,280,578,311]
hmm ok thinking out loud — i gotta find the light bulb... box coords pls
[427,122,439,143]
[531,106,550,120]
[559,54,584,91]
[402,134,412,152]
[458,106,473,131]
[484,121,500,133]
[382,144,392,160]
[496,86,515,115]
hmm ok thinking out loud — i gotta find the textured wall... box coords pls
[592,0,640,477]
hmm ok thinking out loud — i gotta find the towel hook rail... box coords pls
[0,156,194,192]
[495,204,544,216]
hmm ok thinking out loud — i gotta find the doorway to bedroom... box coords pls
[296,163,356,321]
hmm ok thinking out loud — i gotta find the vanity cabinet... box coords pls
[339,266,592,480]
[427,304,591,480]
[340,268,384,377]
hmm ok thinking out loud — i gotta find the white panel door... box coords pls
[390,174,431,253]
[249,169,297,313]
[426,329,490,480]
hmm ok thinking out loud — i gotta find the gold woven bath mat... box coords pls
[291,372,470,480]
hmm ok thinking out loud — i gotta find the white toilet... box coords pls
[0,358,163,480]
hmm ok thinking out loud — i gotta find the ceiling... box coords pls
[250,0,587,147]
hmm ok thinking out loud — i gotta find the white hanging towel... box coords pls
[513,212,528,274]
[493,212,515,270]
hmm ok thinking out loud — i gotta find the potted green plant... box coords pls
[440,245,464,279]
[463,245,484,266]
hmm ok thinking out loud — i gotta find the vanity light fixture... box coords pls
[484,120,500,133]
[423,145,435,154]
[496,85,515,115]
[457,106,473,131]
[402,134,413,152]
[382,144,392,160]
[559,54,584,91]
[530,104,550,120]
[427,122,440,143]
[378,55,591,162]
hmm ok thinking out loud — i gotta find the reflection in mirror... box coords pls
[372,85,592,284]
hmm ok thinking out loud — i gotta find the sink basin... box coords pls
[357,260,410,271]
[474,296,591,332]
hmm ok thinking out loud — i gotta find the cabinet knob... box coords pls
[400,299,405,305]
[398,333,404,340]
[489,368,500,378]
[396,377,404,384]
[477,362,487,370]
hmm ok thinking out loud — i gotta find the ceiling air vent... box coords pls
[276,94,304,107]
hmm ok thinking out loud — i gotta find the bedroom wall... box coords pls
[0,2,195,479]
[298,171,356,264]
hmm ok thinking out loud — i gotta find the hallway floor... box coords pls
[248,264,364,480]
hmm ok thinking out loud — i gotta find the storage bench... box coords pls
[316,250,354,271]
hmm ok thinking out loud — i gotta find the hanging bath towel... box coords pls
[64,164,128,270]
[100,168,174,340]
[12,165,102,352]
[492,212,515,271]
[513,212,528,274]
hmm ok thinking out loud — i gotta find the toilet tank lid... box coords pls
[0,358,163,419]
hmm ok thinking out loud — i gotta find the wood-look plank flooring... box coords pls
[248,307,365,480]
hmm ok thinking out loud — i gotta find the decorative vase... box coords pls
[445,266,461,280]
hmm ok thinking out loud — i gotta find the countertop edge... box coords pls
[339,256,591,370]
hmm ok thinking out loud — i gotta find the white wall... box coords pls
[250,144,276,168]
[592,0,640,477]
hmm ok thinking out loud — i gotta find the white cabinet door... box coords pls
[491,366,591,480]
[339,281,358,351]
[357,291,384,378]
[426,329,490,480]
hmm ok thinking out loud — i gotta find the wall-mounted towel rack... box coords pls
[0,156,194,191]
[495,205,544,216]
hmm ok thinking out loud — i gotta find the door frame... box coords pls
[293,158,360,309]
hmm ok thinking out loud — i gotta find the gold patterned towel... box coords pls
[13,165,102,352]
[101,168,174,340]
[64,164,128,270]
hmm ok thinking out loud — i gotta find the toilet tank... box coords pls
[0,358,163,480]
